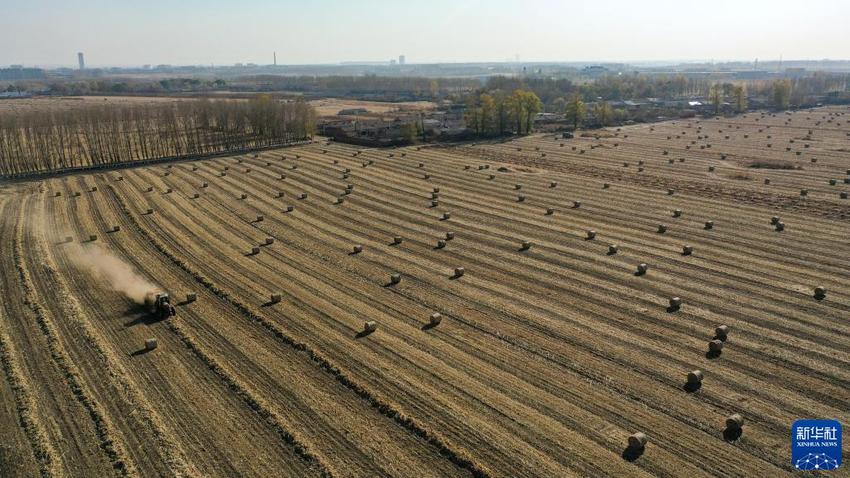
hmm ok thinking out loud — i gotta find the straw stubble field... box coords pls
[1,106,848,477]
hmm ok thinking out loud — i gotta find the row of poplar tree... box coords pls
[0,95,316,176]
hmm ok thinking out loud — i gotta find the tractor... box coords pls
[144,291,176,319]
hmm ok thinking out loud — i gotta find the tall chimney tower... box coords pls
[273,51,277,66]
[77,52,85,70]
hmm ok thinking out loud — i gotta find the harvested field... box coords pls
[1,105,849,477]
[308,98,436,117]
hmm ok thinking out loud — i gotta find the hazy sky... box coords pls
[3,0,850,67]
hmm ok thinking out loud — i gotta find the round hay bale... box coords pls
[573,201,581,208]
[286,205,294,212]
[800,189,808,196]
[113,225,121,232]
[628,433,647,450]
[202,182,208,188]
[775,221,785,231]
[726,414,744,430]
[241,193,248,199]
[608,244,619,254]
[265,237,274,245]
[763,178,771,185]
[669,296,682,309]
[708,166,715,172]
[667,189,675,195]
[550,181,558,188]
[390,273,401,284]
[682,245,693,256]
[352,244,363,254]
[515,184,522,190]
[704,220,714,230]
[454,267,465,278]
[814,286,826,299]
[442,212,451,220]
[145,339,158,351]
[715,325,729,340]
[708,339,724,353]
[637,263,649,275]
[146,208,154,215]
[445,231,455,240]
[193,193,200,199]
[336,197,345,204]
[517,194,525,202]
[586,230,596,240]
[270,293,282,304]
[431,200,440,207]
[841,192,848,199]
[429,312,442,326]
[545,207,554,215]
[256,215,264,222]
[55,191,62,197]
[673,209,683,218]
[687,370,703,385]
[657,224,667,233]
[488,174,495,180]
[436,239,447,249]
[251,246,260,255]
[186,293,197,303]
[520,241,532,251]
[89,234,98,242]
[433,187,440,193]
[603,183,610,189]
[299,193,308,199]
[165,188,172,194]
[91,186,98,192]
[770,216,780,225]
[147,186,154,192]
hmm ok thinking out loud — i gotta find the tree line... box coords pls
[481,73,850,113]
[463,89,543,136]
[11,75,480,101]
[0,95,316,176]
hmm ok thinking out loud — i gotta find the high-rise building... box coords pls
[398,55,406,65]
[77,52,85,70]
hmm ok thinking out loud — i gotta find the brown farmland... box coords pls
[1,106,849,477]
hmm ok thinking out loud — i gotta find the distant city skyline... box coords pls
[3,0,850,67]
